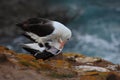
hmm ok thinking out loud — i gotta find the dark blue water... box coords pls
[1,0,120,63]
[47,0,120,63]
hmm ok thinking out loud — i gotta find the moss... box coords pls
[63,53,85,58]
[19,60,31,67]
[80,76,97,80]
[84,72,99,76]
[99,72,108,78]
[38,64,53,71]
[47,60,71,69]
[80,72,116,80]
[16,54,35,61]
[19,59,39,68]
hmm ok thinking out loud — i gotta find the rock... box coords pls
[75,57,101,63]
[80,72,120,80]
[106,64,120,71]
[0,46,120,80]
[74,65,110,72]
[0,53,8,63]
[0,46,16,63]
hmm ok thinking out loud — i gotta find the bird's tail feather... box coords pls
[21,43,45,52]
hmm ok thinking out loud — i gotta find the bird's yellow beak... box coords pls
[59,38,66,49]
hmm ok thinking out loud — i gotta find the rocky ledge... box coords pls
[0,46,120,80]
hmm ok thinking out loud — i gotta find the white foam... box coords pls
[73,31,120,63]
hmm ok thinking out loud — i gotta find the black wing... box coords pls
[17,18,54,37]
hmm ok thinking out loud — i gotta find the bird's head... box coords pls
[58,28,72,49]
[49,21,72,50]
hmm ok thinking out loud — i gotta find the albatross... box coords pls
[17,18,72,60]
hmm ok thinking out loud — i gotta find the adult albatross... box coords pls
[17,18,72,60]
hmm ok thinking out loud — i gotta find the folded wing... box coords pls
[17,18,55,37]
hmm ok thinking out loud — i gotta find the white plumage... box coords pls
[17,18,72,55]
[23,43,45,52]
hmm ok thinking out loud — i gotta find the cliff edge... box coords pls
[0,46,120,80]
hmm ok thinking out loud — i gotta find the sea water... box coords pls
[49,0,120,63]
